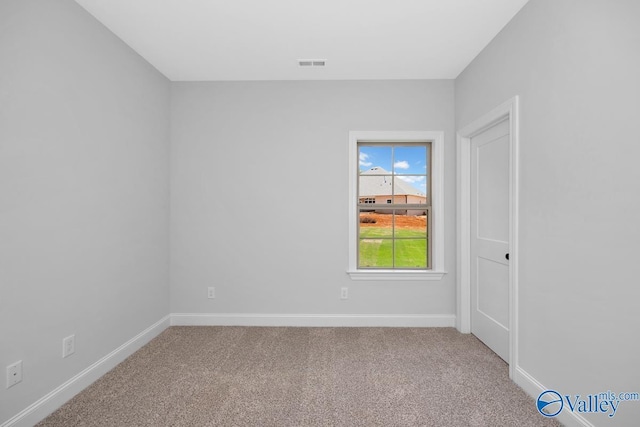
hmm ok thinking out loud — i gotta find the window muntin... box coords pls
[357,142,431,270]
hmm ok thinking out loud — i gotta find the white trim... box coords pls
[456,96,519,379]
[1,316,170,427]
[347,270,445,281]
[170,313,456,327]
[347,131,445,280]
[513,366,595,427]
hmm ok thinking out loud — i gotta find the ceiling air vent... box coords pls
[298,59,326,67]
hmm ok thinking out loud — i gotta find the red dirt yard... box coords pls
[359,212,427,230]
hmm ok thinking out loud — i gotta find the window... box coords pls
[348,131,445,280]
[358,143,430,269]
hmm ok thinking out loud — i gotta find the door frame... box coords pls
[456,96,519,379]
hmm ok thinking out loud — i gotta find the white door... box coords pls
[470,119,510,363]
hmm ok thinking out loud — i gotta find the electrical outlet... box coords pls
[62,335,75,358]
[6,360,22,389]
[340,287,348,300]
[207,287,215,299]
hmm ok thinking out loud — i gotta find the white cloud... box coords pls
[394,160,410,169]
[397,175,425,184]
[359,152,372,167]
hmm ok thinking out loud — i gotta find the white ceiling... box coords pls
[74,0,530,82]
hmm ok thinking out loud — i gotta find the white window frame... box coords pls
[348,131,446,281]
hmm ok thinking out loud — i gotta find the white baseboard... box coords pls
[513,365,595,427]
[170,313,456,327]
[2,315,170,427]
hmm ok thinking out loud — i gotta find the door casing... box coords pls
[456,96,519,379]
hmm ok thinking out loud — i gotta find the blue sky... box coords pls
[359,145,428,193]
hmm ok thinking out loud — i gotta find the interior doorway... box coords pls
[456,96,519,377]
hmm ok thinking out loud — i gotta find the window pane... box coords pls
[394,239,427,268]
[359,210,393,238]
[394,146,427,174]
[359,239,393,268]
[395,175,428,202]
[359,174,392,201]
[359,146,392,173]
[395,213,427,238]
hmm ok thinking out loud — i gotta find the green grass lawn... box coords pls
[359,228,428,268]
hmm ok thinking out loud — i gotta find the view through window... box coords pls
[358,142,431,269]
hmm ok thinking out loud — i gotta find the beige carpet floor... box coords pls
[38,326,560,426]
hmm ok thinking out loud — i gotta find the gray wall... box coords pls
[0,0,170,422]
[170,80,456,316]
[456,0,640,424]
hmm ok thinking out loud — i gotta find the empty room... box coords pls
[1,0,639,426]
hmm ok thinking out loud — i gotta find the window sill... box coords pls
[347,270,446,281]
